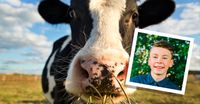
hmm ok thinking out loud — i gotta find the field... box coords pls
[0,74,48,104]
[0,74,200,104]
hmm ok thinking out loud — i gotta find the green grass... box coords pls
[0,74,48,104]
[0,74,199,104]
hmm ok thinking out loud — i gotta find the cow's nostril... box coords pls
[80,67,89,79]
[118,70,124,76]
[117,70,125,81]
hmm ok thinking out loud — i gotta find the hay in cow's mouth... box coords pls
[83,75,136,104]
[85,94,137,104]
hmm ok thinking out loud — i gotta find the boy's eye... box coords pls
[153,56,158,58]
[163,57,168,59]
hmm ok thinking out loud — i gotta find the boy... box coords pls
[130,40,180,90]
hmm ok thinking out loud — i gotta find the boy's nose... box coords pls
[156,58,163,63]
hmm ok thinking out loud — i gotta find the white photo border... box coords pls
[125,28,194,95]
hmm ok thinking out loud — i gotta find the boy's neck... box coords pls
[150,71,167,82]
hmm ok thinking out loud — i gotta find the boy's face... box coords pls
[148,47,174,76]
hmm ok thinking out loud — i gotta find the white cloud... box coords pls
[147,2,200,35]
[136,0,146,5]
[0,1,52,59]
[179,3,200,20]
[190,44,200,71]
[4,0,22,7]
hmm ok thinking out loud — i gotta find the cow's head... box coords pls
[38,0,175,103]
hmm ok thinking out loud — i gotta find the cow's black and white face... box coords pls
[69,0,138,53]
[66,0,137,102]
[38,0,175,103]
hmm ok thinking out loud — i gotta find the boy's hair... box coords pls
[151,40,174,59]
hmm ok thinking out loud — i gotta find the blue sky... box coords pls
[0,0,199,74]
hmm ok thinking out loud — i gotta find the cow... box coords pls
[38,0,175,103]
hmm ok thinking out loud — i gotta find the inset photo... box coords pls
[125,28,194,95]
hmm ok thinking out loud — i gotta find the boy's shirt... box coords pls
[130,74,180,90]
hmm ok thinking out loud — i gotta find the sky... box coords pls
[0,0,199,75]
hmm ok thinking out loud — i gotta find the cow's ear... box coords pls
[138,0,175,28]
[38,0,76,24]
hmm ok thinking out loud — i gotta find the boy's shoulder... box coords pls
[163,78,180,90]
[130,74,149,83]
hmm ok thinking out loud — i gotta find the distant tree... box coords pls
[130,32,190,89]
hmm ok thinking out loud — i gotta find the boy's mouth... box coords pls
[154,66,165,70]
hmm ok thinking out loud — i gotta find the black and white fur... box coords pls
[38,0,175,103]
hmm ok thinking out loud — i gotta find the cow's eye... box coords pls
[68,8,76,20]
[132,12,138,19]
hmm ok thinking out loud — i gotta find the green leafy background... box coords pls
[130,32,191,89]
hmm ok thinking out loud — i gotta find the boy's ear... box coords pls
[148,57,151,66]
[170,59,174,67]
[138,0,175,28]
[38,0,76,24]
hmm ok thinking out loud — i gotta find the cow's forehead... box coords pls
[71,0,137,11]
[89,0,126,10]
[89,0,126,24]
